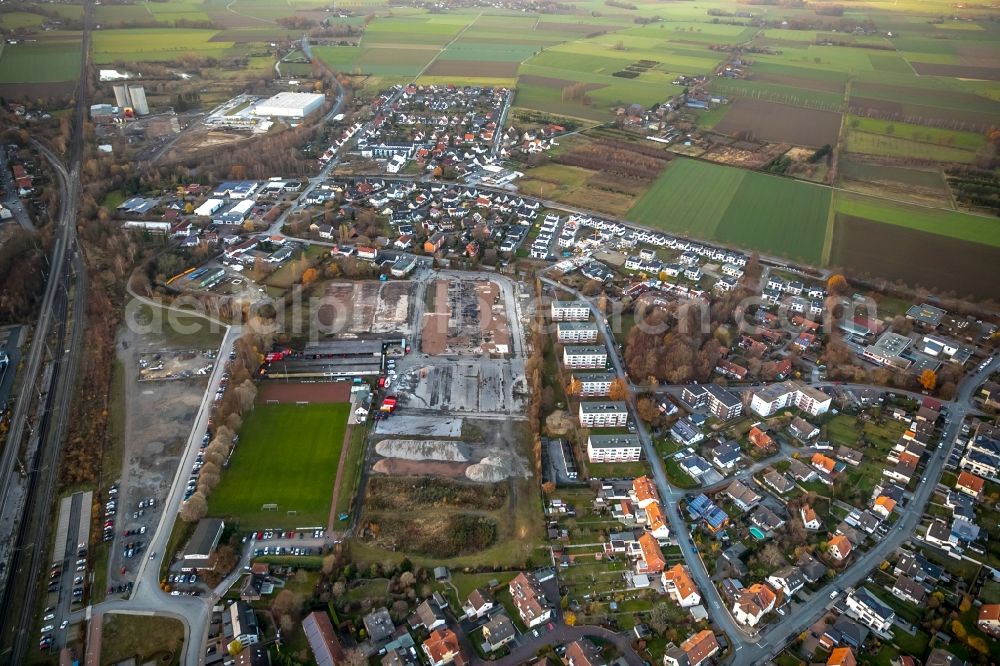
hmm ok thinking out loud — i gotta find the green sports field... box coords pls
[210,403,349,530]
[627,158,832,264]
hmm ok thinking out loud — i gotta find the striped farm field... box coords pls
[627,158,831,263]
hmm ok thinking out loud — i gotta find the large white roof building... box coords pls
[252,92,325,119]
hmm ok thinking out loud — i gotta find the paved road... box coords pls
[71,310,242,666]
[539,276,748,648]
[740,353,1000,665]
[485,622,644,666]
[539,274,999,662]
[0,58,90,659]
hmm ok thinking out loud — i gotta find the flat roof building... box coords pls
[587,434,642,463]
[253,92,325,119]
[182,518,225,570]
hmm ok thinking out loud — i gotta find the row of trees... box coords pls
[179,330,267,522]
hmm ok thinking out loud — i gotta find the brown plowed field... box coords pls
[0,81,75,99]
[714,99,842,147]
[259,381,352,404]
[910,62,1000,81]
[424,60,518,77]
[372,458,470,479]
[831,215,1000,301]
[849,97,998,130]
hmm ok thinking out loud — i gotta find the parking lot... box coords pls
[105,313,222,595]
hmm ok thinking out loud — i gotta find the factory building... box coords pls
[252,92,325,119]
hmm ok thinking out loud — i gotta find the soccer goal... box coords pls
[261,503,278,512]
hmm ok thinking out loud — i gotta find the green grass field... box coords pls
[0,11,47,29]
[627,158,831,263]
[836,192,1000,247]
[91,28,234,63]
[210,403,350,530]
[0,39,80,83]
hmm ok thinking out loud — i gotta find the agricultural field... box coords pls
[0,11,47,30]
[91,28,235,64]
[839,158,950,207]
[210,402,350,530]
[831,193,1000,300]
[713,99,841,147]
[627,158,831,263]
[0,37,81,83]
[836,192,1000,247]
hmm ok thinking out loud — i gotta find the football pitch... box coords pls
[210,403,350,530]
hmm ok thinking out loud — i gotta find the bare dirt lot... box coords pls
[714,99,842,147]
[372,458,469,479]
[108,311,221,592]
[420,279,511,355]
[138,349,217,381]
[318,280,414,336]
[394,360,528,414]
[831,214,1000,301]
[424,60,518,78]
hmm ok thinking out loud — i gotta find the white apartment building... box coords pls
[557,321,599,344]
[579,401,629,428]
[551,300,591,321]
[750,381,832,417]
[587,434,642,462]
[572,372,616,397]
[563,346,608,369]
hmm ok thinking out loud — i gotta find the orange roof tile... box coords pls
[828,647,856,666]
[874,496,896,513]
[638,533,666,573]
[957,470,985,494]
[811,453,836,473]
[632,475,659,504]
[645,502,667,532]
[829,535,852,560]
[663,564,699,602]
[681,630,719,666]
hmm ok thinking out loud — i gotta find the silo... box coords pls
[113,84,130,109]
[127,85,149,115]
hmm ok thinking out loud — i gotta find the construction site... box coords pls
[318,281,415,336]
[420,278,511,356]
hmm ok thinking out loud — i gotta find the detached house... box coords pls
[955,471,984,499]
[422,628,466,666]
[828,535,853,562]
[732,583,777,627]
[977,604,1000,637]
[463,588,494,620]
[636,532,666,575]
[662,564,701,608]
[798,505,821,531]
[663,630,720,666]
[509,572,551,628]
[845,588,895,632]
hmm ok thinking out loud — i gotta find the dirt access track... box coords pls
[420,278,511,355]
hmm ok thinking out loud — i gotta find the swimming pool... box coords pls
[749,526,766,540]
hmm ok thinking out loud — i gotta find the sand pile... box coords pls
[375,439,472,462]
[466,455,516,482]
